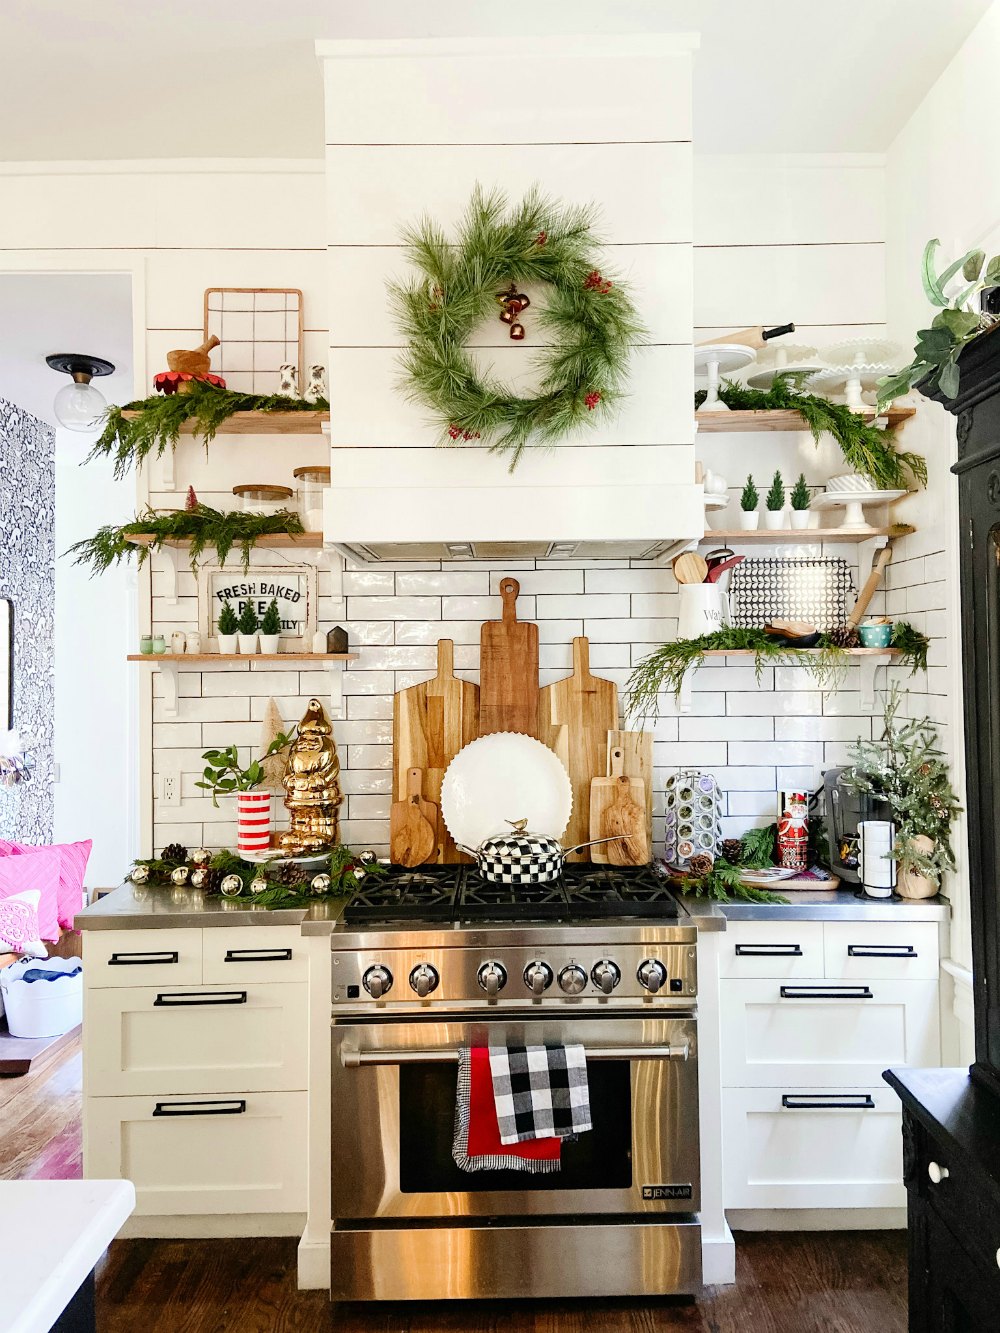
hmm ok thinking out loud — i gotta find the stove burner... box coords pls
[343,863,681,925]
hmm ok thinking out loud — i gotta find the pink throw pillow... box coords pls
[0,839,92,930]
[0,889,43,953]
[0,847,61,940]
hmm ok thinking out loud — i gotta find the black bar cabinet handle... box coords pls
[780,985,874,999]
[152,1099,247,1117]
[847,944,917,958]
[108,951,179,966]
[223,948,293,963]
[153,990,247,1007]
[782,1094,876,1110]
[735,943,803,956]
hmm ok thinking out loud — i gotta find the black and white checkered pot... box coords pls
[456,819,614,885]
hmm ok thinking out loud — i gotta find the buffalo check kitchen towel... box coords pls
[488,1043,592,1144]
[452,1047,561,1173]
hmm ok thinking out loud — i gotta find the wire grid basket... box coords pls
[203,288,304,395]
[730,558,854,633]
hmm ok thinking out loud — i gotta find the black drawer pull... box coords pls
[782,1094,876,1110]
[153,990,247,1007]
[736,943,803,956]
[780,985,874,1000]
[224,948,292,963]
[108,951,179,966]
[847,944,917,958]
[152,1099,247,1117]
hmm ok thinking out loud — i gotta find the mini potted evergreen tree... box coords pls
[790,473,811,530]
[217,600,239,654]
[764,469,786,530]
[739,474,759,531]
[259,598,282,655]
[236,600,259,655]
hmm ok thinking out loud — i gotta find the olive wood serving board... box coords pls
[479,577,539,739]
[590,747,648,866]
[389,768,437,867]
[606,728,654,848]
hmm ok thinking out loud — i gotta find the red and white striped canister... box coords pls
[236,791,272,855]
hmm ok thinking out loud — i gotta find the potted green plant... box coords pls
[843,687,960,899]
[764,470,785,530]
[217,600,238,654]
[739,474,759,531]
[236,600,259,655]
[789,473,811,530]
[259,598,282,655]
[196,731,296,855]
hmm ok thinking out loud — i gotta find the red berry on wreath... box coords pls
[535,230,547,246]
[447,425,461,440]
[585,391,602,410]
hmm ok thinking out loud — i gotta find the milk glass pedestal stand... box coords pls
[812,490,908,532]
[695,344,755,412]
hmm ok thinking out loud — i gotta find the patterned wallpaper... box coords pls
[0,399,55,843]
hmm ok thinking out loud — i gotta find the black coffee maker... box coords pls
[823,767,894,885]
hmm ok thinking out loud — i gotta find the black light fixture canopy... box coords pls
[46,353,115,380]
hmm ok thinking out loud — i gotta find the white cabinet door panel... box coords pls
[823,921,939,981]
[84,928,202,988]
[719,922,824,979]
[202,926,309,985]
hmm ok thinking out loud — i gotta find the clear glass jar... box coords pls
[293,465,330,533]
[232,484,293,516]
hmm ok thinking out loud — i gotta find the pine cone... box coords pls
[201,867,224,895]
[722,838,743,865]
[828,625,860,649]
[271,861,308,887]
[688,852,715,878]
[161,843,189,865]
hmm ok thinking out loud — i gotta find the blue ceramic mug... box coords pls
[858,621,892,648]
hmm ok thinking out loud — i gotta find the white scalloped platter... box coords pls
[440,732,572,852]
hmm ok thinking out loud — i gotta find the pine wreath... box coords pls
[390,185,645,469]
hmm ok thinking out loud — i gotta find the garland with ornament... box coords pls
[391,185,645,470]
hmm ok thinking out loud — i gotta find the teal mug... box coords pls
[858,622,892,648]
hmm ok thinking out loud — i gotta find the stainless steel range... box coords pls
[329,863,701,1303]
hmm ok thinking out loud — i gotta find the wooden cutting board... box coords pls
[606,729,654,849]
[389,768,437,867]
[590,747,648,866]
[392,639,479,862]
[539,636,619,860]
[479,577,539,738]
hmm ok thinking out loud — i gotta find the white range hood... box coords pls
[317,33,700,564]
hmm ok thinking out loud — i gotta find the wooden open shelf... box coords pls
[128,654,356,663]
[696,407,916,433]
[701,524,915,545]
[120,409,328,434]
[699,648,900,658]
[124,533,324,550]
[129,651,357,718]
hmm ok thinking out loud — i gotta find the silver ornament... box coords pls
[310,873,331,895]
[250,876,268,895]
[359,849,376,866]
[220,874,243,898]
[352,867,367,884]
[129,865,149,885]
[170,865,190,885]
[189,867,208,889]
[191,847,211,867]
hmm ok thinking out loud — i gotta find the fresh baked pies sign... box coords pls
[199,563,317,649]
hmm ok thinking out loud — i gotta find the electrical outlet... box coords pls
[160,762,182,808]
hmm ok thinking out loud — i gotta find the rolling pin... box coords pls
[697,324,795,350]
[846,545,893,628]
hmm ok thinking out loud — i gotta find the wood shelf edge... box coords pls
[701,524,915,544]
[696,406,916,433]
[119,409,328,434]
[127,653,357,663]
[699,648,899,657]
[124,532,324,549]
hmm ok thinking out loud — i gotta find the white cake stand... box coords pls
[812,489,907,531]
[695,343,756,412]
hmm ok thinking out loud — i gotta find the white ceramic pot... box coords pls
[259,634,281,655]
[764,509,787,531]
[217,633,238,655]
[897,834,938,899]
[790,510,811,530]
[237,632,259,655]
[739,509,760,531]
[186,632,202,654]
[678,583,731,639]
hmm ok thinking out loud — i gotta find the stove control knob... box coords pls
[558,963,588,996]
[638,959,667,994]
[591,959,621,995]
[362,964,392,999]
[408,963,439,998]
[524,961,554,995]
[477,961,508,997]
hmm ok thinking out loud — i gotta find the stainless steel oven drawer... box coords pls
[330,1218,702,1300]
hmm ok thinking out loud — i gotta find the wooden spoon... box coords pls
[672,552,709,585]
[389,768,436,867]
[602,748,648,866]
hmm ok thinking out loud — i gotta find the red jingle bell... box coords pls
[499,307,514,324]
[509,322,526,341]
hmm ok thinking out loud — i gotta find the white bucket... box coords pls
[1,957,83,1038]
[678,583,731,639]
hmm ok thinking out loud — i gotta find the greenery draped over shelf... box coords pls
[624,622,931,720]
[695,373,927,491]
[67,503,305,575]
[89,385,330,478]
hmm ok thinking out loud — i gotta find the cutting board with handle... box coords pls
[389,768,437,867]
[539,636,619,860]
[479,577,539,738]
[590,747,648,866]
[393,638,479,862]
[606,729,654,849]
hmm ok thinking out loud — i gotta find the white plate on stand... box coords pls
[811,489,907,531]
[695,343,755,412]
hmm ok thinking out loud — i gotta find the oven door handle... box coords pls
[339,1044,690,1068]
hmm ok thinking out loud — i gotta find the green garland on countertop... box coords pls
[67,503,305,575]
[695,372,927,491]
[89,385,331,478]
[672,848,788,906]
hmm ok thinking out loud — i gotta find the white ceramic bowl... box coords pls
[440,732,573,851]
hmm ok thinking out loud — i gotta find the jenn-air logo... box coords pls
[643,1184,693,1200]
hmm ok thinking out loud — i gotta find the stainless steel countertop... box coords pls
[678,888,950,923]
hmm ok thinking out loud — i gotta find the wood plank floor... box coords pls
[2,1034,908,1333]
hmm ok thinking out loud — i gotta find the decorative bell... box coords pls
[170,865,190,886]
[129,865,149,885]
[250,876,268,895]
[499,307,514,324]
[220,874,243,898]
[359,849,377,866]
[191,847,211,867]
[509,323,526,341]
[189,868,208,889]
[310,873,331,895]
[353,867,367,884]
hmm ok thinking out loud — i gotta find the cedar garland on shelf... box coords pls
[89,385,331,478]
[695,372,927,491]
[67,503,305,575]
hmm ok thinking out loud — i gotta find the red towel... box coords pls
[466,1046,561,1161]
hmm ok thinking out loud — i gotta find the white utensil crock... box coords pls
[678,583,731,639]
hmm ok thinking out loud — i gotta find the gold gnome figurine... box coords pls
[278,697,343,854]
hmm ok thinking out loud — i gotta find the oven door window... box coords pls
[398,1060,632,1193]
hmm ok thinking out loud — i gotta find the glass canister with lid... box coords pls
[232,483,294,516]
[293,465,331,533]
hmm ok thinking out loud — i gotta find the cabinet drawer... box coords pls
[823,922,939,980]
[719,922,824,978]
[85,982,308,1096]
[202,926,308,984]
[84,1090,307,1216]
[84,929,202,988]
[723,1086,905,1209]
[720,977,940,1087]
